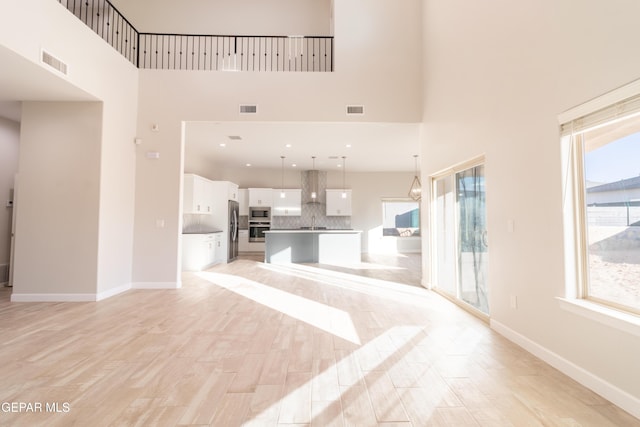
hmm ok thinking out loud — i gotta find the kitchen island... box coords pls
[264,229,362,264]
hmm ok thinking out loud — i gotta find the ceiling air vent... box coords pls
[239,104,258,114]
[346,105,364,115]
[41,50,68,76]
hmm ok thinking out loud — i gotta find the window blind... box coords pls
[560,92,640,136]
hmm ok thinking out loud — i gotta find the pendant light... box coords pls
[280,156,286,198]
[409,154,422,201]
[341,156,347,198]
[311,156,317,200]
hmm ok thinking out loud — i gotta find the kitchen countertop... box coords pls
[182,230,222,234]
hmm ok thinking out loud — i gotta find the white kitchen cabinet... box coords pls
[326,189,352,216]
[248,241,265,252]
[239,189,249,215]
[272,189,302,216]
[238,229,264,253]
[213,233,223,263]
[249,188,273,207]
[211,180,239,203]
[238,229,249,252]
[181,233,220,271]
[227,182,239,201]
[183,174,214,214]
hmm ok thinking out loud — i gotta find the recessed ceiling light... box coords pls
[245,163,252,167]
[292,163,297,167]
[346,144,352,148]
[219,143,226,147]
[285,144,292,148]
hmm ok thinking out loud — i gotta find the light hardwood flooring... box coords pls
[0,254,638,426]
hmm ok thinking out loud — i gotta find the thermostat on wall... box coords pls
[146,151,160,159]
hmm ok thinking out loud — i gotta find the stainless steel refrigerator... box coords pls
[228,200,239,262]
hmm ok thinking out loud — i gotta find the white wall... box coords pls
[14,102,102,296]
[96,81,138,295]
[1,0,139,298]
[345,172,421,254]
[0,117,20,271]
[132,0,423,284]
[422,0,640,412]
[110,0,332,36]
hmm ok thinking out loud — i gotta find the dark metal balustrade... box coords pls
[139,34,333,72]
[59,0,138,65]
[56,0,333,72]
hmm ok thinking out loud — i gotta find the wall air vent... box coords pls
[346,105,364,115]
[239,104,258,114]
[41,50,68,76]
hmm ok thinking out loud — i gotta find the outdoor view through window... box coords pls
[582,115,640,312]
[382,200,420,237]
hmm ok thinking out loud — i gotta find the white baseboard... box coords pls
[10,282,181,302]
[11,293,99,302]
[96,283,131,301]
[490,319,640,420]
[132,281,181,289]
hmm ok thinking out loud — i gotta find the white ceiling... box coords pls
[185,121,421,172]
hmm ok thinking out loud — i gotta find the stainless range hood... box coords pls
[302,170,327,204]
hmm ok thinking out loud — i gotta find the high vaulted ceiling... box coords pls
[0,2,422,173]
[185,121,421,172]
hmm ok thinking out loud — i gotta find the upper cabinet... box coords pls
[272,189,302,216]
[238,189,249,215]
[183,174,214,214]
[227,182,239,202]
[211,180,239,203]
[326,189,352,216]
[248,188,273,207]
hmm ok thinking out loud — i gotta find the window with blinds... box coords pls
[561,86,640,314]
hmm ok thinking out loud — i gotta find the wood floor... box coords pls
[0,254,638,426]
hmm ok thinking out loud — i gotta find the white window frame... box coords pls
[429,156,489,319]
[381,198,421,238]
[559,79,640,335]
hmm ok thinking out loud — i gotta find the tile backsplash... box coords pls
[272,209,351,229]
[271,170,351,230]
[182,213,218,233]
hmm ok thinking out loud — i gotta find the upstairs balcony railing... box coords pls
[138,34,333,72]
[57,0,333,72]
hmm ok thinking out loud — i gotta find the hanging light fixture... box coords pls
[341,156,347,198]
[280,156,286,198]
[311,156,317,200]
[409,154,422,201]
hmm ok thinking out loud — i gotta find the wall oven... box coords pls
[249,222,270,242]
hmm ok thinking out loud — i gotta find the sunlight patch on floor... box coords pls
[196,271,361,345]
[258,262,436,308]
[255,326,436,425]
[319,261,406,270]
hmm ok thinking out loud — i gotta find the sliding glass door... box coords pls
[432,162,489,314]
[434,176,456,296]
